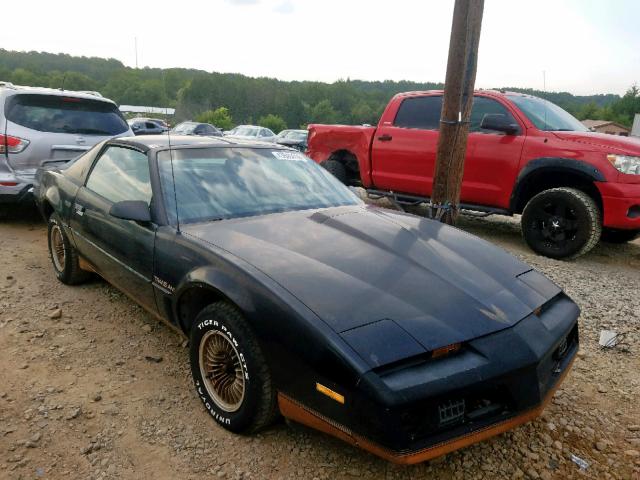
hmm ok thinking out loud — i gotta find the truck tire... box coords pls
[600,228,640,243]
[190,301,277,434]
[521,187,601,259]
[47,213,91,285]
[321,159,347,184]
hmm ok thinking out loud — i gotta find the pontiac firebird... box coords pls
[35,135,579,464]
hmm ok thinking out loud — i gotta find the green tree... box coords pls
[257,114,287,133]
[577,101,601,120]
[350,101,375,125]
[196,107,234,130]
[306,99,338,124]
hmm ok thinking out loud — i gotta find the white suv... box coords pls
[0,82,133,205]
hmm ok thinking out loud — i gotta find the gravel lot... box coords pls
[1,202,639,480]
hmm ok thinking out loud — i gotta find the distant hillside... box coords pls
[0,49,632,128]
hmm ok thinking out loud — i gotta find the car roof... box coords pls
[0,83,115,104]
[109,135,290,152]
[395,89,528,99]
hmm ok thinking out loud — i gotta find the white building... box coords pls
[632,114,640,138]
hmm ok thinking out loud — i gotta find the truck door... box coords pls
[70,145,158,313]
[462,96,526,208]
[371,95,442,196]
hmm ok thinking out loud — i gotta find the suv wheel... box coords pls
[600,228,640,244]
[189,301,277,433]
[521,187,601,259]
[321,159,347,184]
[47,213,90,284]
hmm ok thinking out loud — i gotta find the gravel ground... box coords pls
[1,202,639,480]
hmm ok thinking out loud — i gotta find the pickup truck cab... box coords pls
[307,90,640,259]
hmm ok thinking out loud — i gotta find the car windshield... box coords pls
[158,147,361,224]
[508,95,588,132]
[232,127,259,136]
[6,94,129,135]
[171,122,197,134]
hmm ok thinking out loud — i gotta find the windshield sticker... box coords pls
[272,151,306,162]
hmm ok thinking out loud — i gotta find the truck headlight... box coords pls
[607,154,640,175]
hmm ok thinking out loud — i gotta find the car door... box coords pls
[70,144,158,313]
[462,96,526,208]
[371,95,443,196]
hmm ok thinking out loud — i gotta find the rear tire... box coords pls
[321,159,347,184]
[189,301,277,434]
[47,213,90,285]
[600,228,640,244]
[521,187,601,259]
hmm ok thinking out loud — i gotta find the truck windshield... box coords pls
[158,147,361,224]
[507,95,588,132]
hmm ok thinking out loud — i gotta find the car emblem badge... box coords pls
[75,136,86,145]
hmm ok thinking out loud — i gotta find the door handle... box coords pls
[74,204,85,216]
[378,134,393,142]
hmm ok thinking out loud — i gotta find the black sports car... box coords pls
[34,135,579,463]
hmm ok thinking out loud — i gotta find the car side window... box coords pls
[394,96,443,130]
[145,122,157,130]
[260,129,270,137]
[470,97,518,134]
[86,146,152,204]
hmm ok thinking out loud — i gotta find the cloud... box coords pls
[225,0,259,5]
[273,0,294,14]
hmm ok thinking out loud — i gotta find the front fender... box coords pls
[510,157,606,211]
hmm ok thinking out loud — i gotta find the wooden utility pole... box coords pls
[430,0,484,224]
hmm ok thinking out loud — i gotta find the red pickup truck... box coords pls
[307,90,640,259]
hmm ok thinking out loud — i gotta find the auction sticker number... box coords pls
[272,151,306,162]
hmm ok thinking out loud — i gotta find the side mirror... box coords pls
[109,200,151,223]
[480,114,520,135]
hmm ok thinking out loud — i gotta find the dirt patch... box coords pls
[1,204,639,480]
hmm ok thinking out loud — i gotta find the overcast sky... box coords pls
[3,0,639,96]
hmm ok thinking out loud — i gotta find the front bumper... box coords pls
[280,294,579,464]
[598,181,640,229]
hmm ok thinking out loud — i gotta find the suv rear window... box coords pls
[5,94,129,135]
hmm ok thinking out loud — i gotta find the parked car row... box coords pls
[126,119,311,151]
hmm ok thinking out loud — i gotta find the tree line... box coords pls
[0,49,636,131]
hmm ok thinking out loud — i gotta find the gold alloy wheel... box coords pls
[50,225,66,272]
[199,330,245,412]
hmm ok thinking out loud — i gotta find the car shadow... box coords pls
[0,202,43,225]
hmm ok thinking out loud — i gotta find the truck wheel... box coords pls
[521,187,601,259]
[321,159,347,184]
[47,213,90,285]
[190,301,277,434]
[600,228,640,243]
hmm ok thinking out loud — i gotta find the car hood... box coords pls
[552,131,640,154]
[183,206,561,366]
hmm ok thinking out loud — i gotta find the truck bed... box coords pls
[306,124,377,185]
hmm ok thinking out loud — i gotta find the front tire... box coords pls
[600,228,640,244]
[189,301,277,434]
[521,187,601,259]
[47,213,90,285]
